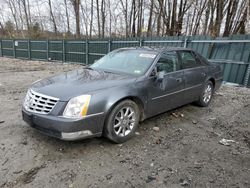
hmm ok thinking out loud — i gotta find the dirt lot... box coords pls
[0,57,250,188]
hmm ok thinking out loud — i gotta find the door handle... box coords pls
[176,78,182,82]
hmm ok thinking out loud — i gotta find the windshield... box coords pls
[90,49,157,75]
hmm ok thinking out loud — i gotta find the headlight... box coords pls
[23,90,31,110]
[63,95,91,118]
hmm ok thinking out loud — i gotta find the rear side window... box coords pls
[195,52,211,65]
[179,51,200,69]
[156,52,179,74]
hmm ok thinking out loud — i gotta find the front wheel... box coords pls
[104,100,140,143]
[196,81,214,107]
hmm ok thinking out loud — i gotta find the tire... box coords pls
[104,100,140,143]
[196,80,214,107]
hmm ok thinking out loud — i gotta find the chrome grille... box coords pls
[24,89,59,114]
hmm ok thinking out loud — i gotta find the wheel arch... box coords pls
[104,96,146,125]
[208,77,215,88]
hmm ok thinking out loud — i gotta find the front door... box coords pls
[147,51,185,117]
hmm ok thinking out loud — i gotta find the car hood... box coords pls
[31,68,135,101]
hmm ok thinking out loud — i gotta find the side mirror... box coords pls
[150,68,157,77]
[157,71,165,82]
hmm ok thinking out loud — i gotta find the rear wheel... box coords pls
[196,80,214,107]
[104,100,140,143]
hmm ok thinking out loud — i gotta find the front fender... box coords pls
[103,84,147,115]
[87,83,148,132]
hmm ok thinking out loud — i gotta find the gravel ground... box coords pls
[0,57,250,188]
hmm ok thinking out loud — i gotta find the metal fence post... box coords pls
[85,40,88,65]
[0,39,2,57]
[207,43,215,59]
[62,39,66,62]
[183,37,188,48]
[46,39,49,60]
[243,64,250,87]
[27,39,31,59]
[13,39,16,58]
[108,39,111,52]
[139,38,143,47]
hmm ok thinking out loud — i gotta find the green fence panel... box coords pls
[144,36,185,48]
[239,35,250,63]
[196,36,207,56]
[211,60,249,85]
[111,38,140,50]
[49,40,63,61]
[188,36,201,52]
[88,41,108,60]
[247,72,250,87]
[236,64,247,84]
[65,41,86,63]
[0,40,2,56]
[210,42,230,60]
[15,40,28,59]
[228,35,244,61]
[2,40,14,57]
[30,40,47,60]
[210,35,250,63]
[201,37,212,58]
[88,41,108,54]
[88,40,108,64]
[88,54,102,64]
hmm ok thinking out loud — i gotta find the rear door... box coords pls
[147,51,185,117]
[177,50,207,103]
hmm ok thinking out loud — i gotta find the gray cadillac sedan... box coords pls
[22,47,222,143]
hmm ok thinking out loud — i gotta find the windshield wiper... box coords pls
[102,70,113,73]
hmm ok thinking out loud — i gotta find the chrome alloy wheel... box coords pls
[203,84,212,103]
[113,107,136,137]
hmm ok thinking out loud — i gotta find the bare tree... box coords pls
[177,0,192,35]
[71,0,81,38]
[20,0,31,31]
[192,0,208,35]
[119,0,129,37]
[169,0,177,35]
[212,0,224,37]
[89,0,94,38]
[137,0,143,37]
[48,0,58,34]
[156,0,163,36]
[0,0,249,38]
[96,0,101,37]
[100,0,107,38]
[131,0,136,37]
[232,0,248,35]
[6,0,19,30]
[64,0,70,35]
[147,0,154,36]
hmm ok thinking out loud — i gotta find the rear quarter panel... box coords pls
[208,63,223,90]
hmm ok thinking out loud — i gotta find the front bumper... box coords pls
[22,108,104,141]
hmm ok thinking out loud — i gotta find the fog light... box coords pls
[61,130,93,140]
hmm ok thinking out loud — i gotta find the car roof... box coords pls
[115,46,193,53]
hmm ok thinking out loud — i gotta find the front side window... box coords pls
[156,52,179,74]
[179,51,200,69]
